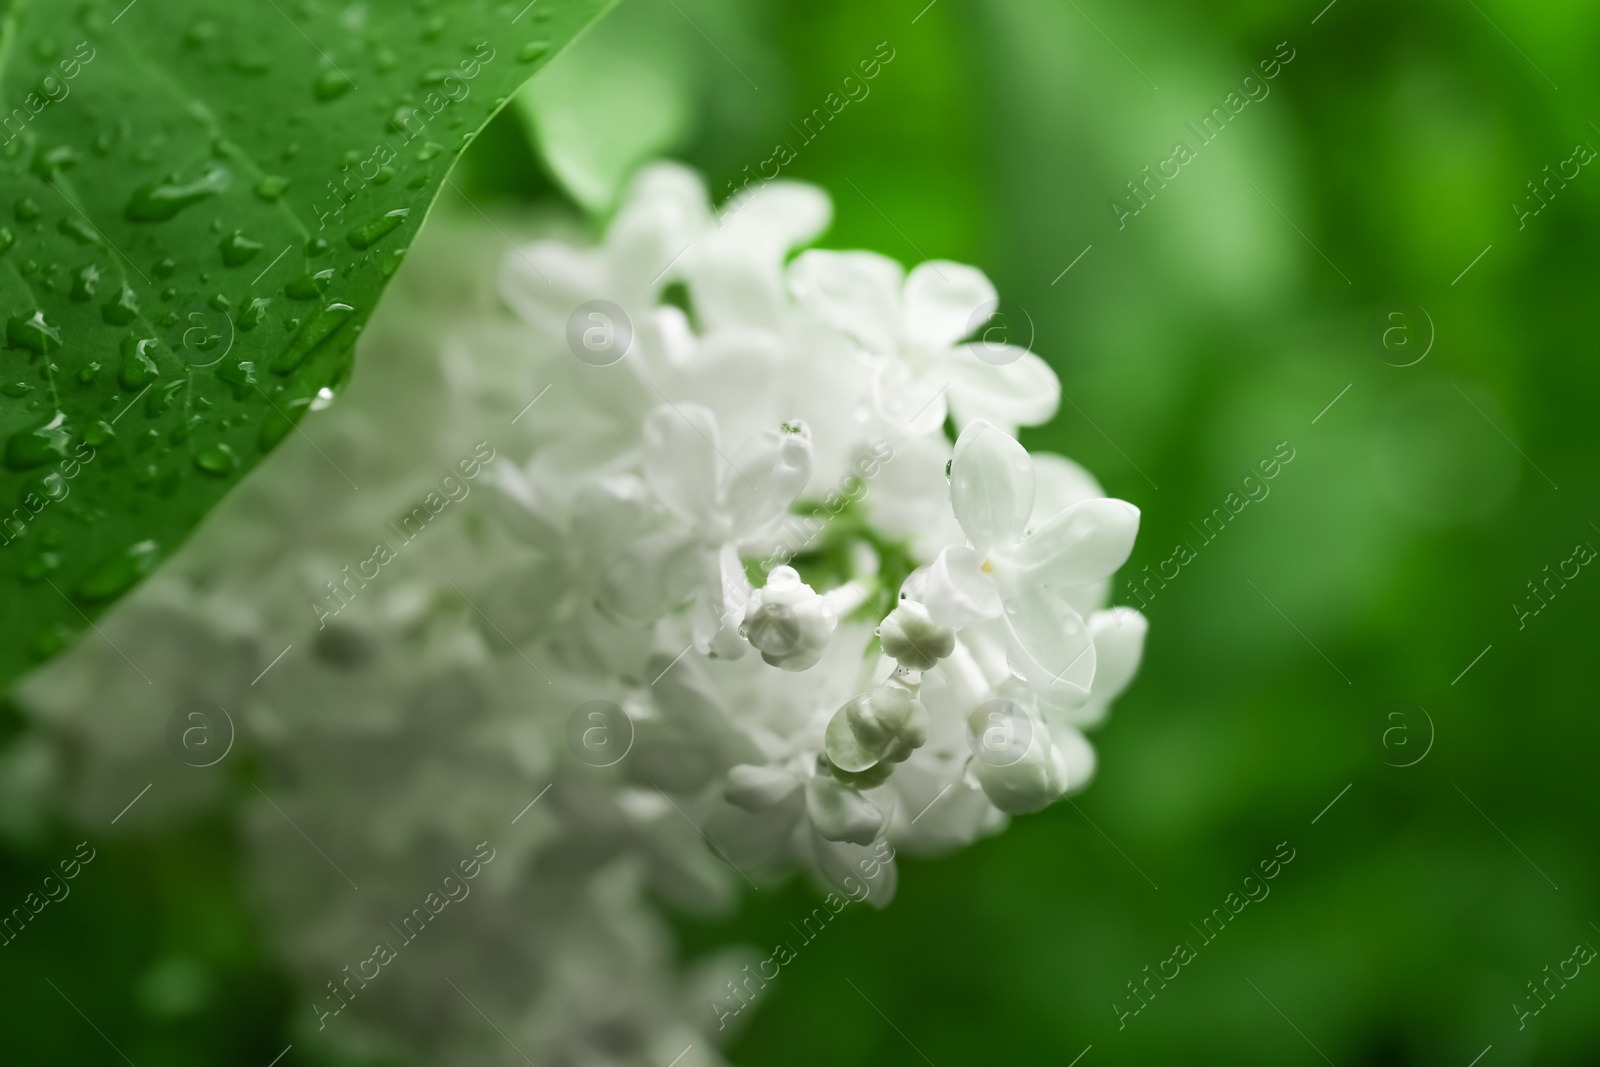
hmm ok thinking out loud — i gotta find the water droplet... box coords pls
[374,47,398,72]
[31,37,60,62]
[284,269,334,299]
[219,230,263,266]
[102,285,140,325]
[153,258,178,278]
[70,264,101,303]
[4,411,71,470]
[0,227,14,254]
[518,41,549,63]
[305,236,331,257]
[314,68,355,102]
[195,442,237,474]
[20,552,62,582]
[272,302,354,374]
[78,362,102,384]
[6,311,61,355]
[124,167,230,222]
[209,292,230,312]
[57,216,98,245]
[344,207,409,250]
[416,142,442,161]
[183,21,218,47]
[119,336,159,388]
[83,419,114,446]
[30,145,78,179]
[15,198,40,222]
[230,53,271,75]
[146,380,184,416]
[255,174,290,201]
[1,380,29,397]
[216,358,257,399]
[239,296,270,331]
[77,540,161,601]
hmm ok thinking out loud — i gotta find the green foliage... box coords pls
[0,0,611,691]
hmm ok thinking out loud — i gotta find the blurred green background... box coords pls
[4,0,1598,1062]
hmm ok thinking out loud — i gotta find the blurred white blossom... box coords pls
[13,162,1146,1065]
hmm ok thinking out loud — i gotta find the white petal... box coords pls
[699,545,752,658]
[950,420,1034,556]
[1011,498,1140,585]
[947,348,1061,432]
[806,776,884,845]
[920,546,1002,629]
[481,461,563,554]
[872,360,948,435]
[597,530,701,625]
[1053,728,1097,796]
[725,764,801,812]
[787,250,905,354]
[725,426,812,540]
[681,181,832,332]
[810,832,897,908]
[1029,453,1105,525]
[642,403,722,529]
[1088,607,1147,702]
[681,244,787,332]
[902,260,995,350]
[607,164,713,304]
[1001,589,1095,709]
[499,240,603,333]
[719,180,832,253]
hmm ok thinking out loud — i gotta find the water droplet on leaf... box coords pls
[6,312,61,355]
[195,442,237,474]
[219,230,263,266]
[77,540,162,601]
[284,269,334,299]
[4,411,71,470]
[344,208,408,250]
[124,167,230,222]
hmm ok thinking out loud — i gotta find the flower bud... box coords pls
[825,681,929,772]
[878,601,955,670]
[741,566,837,671]
[971,730,1070,815]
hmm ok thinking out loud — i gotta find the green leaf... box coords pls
[0,0,613,692]
[516,0,697,214]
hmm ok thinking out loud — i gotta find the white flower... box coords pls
[922,419,1140,710]
[741,566,838,671]
[638,405,811,656]
[877,600,955,671]
[12,159,1149,1064]
[788,252,1060,434]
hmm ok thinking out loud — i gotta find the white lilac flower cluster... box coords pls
[7,163,1146,1065]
